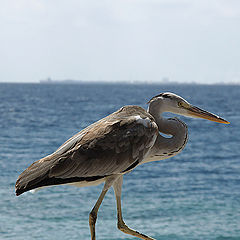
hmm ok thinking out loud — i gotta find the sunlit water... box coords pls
[0,83,239,240]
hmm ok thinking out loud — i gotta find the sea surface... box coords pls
[0,83,239,240]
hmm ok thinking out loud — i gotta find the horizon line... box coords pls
[0,79,239,85]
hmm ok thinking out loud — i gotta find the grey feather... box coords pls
[15,106,158,195]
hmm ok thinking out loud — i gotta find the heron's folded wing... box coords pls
[15,107,158,195]
[50,119,157,178]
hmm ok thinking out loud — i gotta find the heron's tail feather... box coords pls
[15,154,60,196]
[15,154,104,196]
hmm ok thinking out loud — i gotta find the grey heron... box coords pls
[15,92,229,240]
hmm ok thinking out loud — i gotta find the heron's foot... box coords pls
[89,211,97,240]
[117,220,155,240]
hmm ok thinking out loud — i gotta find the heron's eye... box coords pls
[178,101,183,107]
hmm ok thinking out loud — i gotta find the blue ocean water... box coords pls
[0,83,239,240]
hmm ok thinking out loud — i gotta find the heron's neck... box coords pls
[144,102,188,163]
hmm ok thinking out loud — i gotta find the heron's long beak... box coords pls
[186,105,230,124]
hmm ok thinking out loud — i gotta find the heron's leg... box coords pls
[113,176,155,240]
[89,176,118,240]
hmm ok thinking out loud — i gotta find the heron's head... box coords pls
[148,92,229,124]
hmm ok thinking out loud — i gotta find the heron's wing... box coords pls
[15,106,158,195]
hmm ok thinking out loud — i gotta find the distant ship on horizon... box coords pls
[38,77,177,84]
[39,77,82,84]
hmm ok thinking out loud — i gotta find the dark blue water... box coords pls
[0,83,239,240]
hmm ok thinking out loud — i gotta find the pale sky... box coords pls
[0,0,240,83]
